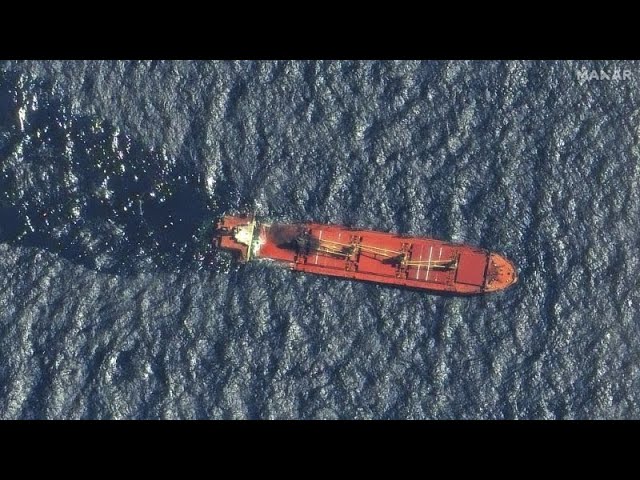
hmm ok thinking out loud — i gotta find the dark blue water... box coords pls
[1,60,639,419]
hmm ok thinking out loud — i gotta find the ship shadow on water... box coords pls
[295,269,488,298]
[0,73,235,277]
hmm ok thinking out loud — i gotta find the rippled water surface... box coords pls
[1,60,639,419]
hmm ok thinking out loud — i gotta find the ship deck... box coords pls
[257,223,492,294]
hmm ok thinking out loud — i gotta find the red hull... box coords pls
[214,215,517,295]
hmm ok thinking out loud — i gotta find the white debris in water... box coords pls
[70,205,81,219]
[97,177,112,200]
[112,128,120,152]
[18,106,26,132]
[24,215,34,233]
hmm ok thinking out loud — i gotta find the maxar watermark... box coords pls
[577,67,632,83]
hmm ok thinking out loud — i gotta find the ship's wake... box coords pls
[0,73,230,276]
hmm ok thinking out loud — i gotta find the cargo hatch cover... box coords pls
[455,251,489,286]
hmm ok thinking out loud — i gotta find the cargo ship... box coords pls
[213,214,517,295]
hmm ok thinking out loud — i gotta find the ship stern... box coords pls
[213,215,258,262]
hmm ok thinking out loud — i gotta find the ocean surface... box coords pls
[0,60,639,419]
